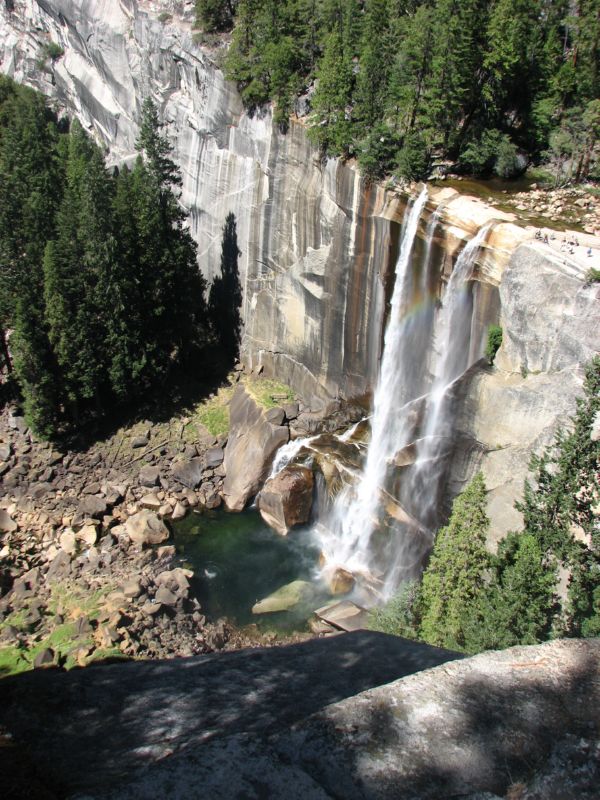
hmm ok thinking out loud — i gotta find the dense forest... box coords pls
[196,0,600,182]
[371,356,600,650]
[0,78,240,439]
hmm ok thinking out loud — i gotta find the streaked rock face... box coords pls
[2,1,597,542]
[0,0,520,409]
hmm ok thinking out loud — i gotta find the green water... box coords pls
[173,508,328,633]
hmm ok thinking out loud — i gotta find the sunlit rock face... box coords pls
[2,1,597,545]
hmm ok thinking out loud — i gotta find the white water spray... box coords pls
[267,435,318,480]
[404,223,493,533]
[317,188,429,575]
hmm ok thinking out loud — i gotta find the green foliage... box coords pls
[221,0,600,182]
[418,472,491,650]
[195,0,235,32]
[40,41,65,64]
[462,532,558,652]
[395,131,429,181]
[357,124,402,182]
[0,80,209,438]
[368,581,420,639]
[516,356,600,635]
[585,267,600,284]
[484,324,502,365]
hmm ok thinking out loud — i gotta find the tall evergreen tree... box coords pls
[131,99,207,383]
[418,472,491,650]
[43,120,114,418]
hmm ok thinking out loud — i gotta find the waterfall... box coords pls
[401,223,493,540]
[317,187,429,580]
[267,435,318,480]
[315,197,493,601]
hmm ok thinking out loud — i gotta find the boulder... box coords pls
[283,402,299,421]
[172,458,204,489]
[156,568,192,596]
[77,496,107,520]
[155,586,177,606]
[252,580,315,615]
[33,648,55,669]
[125,511,170,547]
[0,443,11,461]
[222,387,290,512]
[258,465,314,536]
[59,529,77,556]
[265,407,285,426]
[140,494,162,511]
[139,466,160,488]
[132,436,149,449]
[122,580,142,599]
[46,550,72,582]
[205,447,224,468]
[76,525,98,547]
[0,510,17,533]
[171,501,187,521]
[202,489,222,510]
[328,567,355,596]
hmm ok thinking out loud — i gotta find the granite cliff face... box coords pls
[1,0,598,542]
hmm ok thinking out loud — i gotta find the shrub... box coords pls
[43,41,64,61]
[585,267,600,283]
[485,324,503,365]
[368,581,420,638]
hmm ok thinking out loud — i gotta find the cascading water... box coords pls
[316,187,430,584]
[315,194,494,601]
[267,435,318,480]
[401,223,493,538]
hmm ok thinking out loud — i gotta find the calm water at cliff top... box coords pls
[173,509,327,633]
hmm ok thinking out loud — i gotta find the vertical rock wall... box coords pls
[2,0,598,543]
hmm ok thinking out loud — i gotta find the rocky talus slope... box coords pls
[0,372,346,668]
[0,634,598,799]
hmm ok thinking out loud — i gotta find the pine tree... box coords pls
[463,532,558,652]
[196,0,236,32]
[418,472,491,650]
[43,120,114,417]
[130,100,207,383]
[11,287,61,439]
[0,77,63,338]
[353,0,392,134]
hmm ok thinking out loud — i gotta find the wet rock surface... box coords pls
[258,465,314,535]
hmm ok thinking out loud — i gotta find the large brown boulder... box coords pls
[258,465,314,535]
[222,387,289,511]
[125,511,170,547]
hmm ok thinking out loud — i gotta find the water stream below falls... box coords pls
[174,509,326,633]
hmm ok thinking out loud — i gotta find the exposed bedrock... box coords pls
[222,386,289,512]
[0,0,524,407]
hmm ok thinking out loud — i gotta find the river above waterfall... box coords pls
[173,509,328,634]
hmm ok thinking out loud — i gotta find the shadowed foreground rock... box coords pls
[0,635,598,799]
